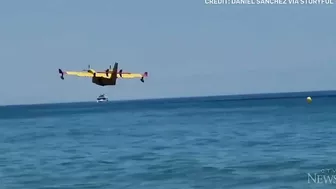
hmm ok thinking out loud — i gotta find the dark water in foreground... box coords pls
[1,91,336,189]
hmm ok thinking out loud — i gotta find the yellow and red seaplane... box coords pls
[58,62,148,86]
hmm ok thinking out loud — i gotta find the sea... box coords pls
[1,91,336,189]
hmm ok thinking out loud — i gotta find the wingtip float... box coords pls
[58,62,148,86]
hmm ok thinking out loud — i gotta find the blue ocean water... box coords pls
[1,91,336,189]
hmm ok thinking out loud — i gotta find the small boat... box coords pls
[97,94,108,103]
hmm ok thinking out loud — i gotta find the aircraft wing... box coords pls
[58,70,110,79]
[92,71,148,79]
[116,73,145,78]
[59,68,148,82]
[64,71,93,77]
[116,71,148,82]
[61,71,145,78]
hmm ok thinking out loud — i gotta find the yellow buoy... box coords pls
[306,96,312,103]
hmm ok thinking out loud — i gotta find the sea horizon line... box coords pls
[2,89,336,107]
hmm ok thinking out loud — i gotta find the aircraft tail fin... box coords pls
[107,62,118,85]
[110,62,118,79]
[113,62,118,73]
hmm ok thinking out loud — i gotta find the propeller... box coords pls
[105,69,109,77]
[105,65,112,77]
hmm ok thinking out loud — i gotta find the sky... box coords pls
[0,0,335,105]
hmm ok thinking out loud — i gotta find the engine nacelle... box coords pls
[88,69,96,74]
